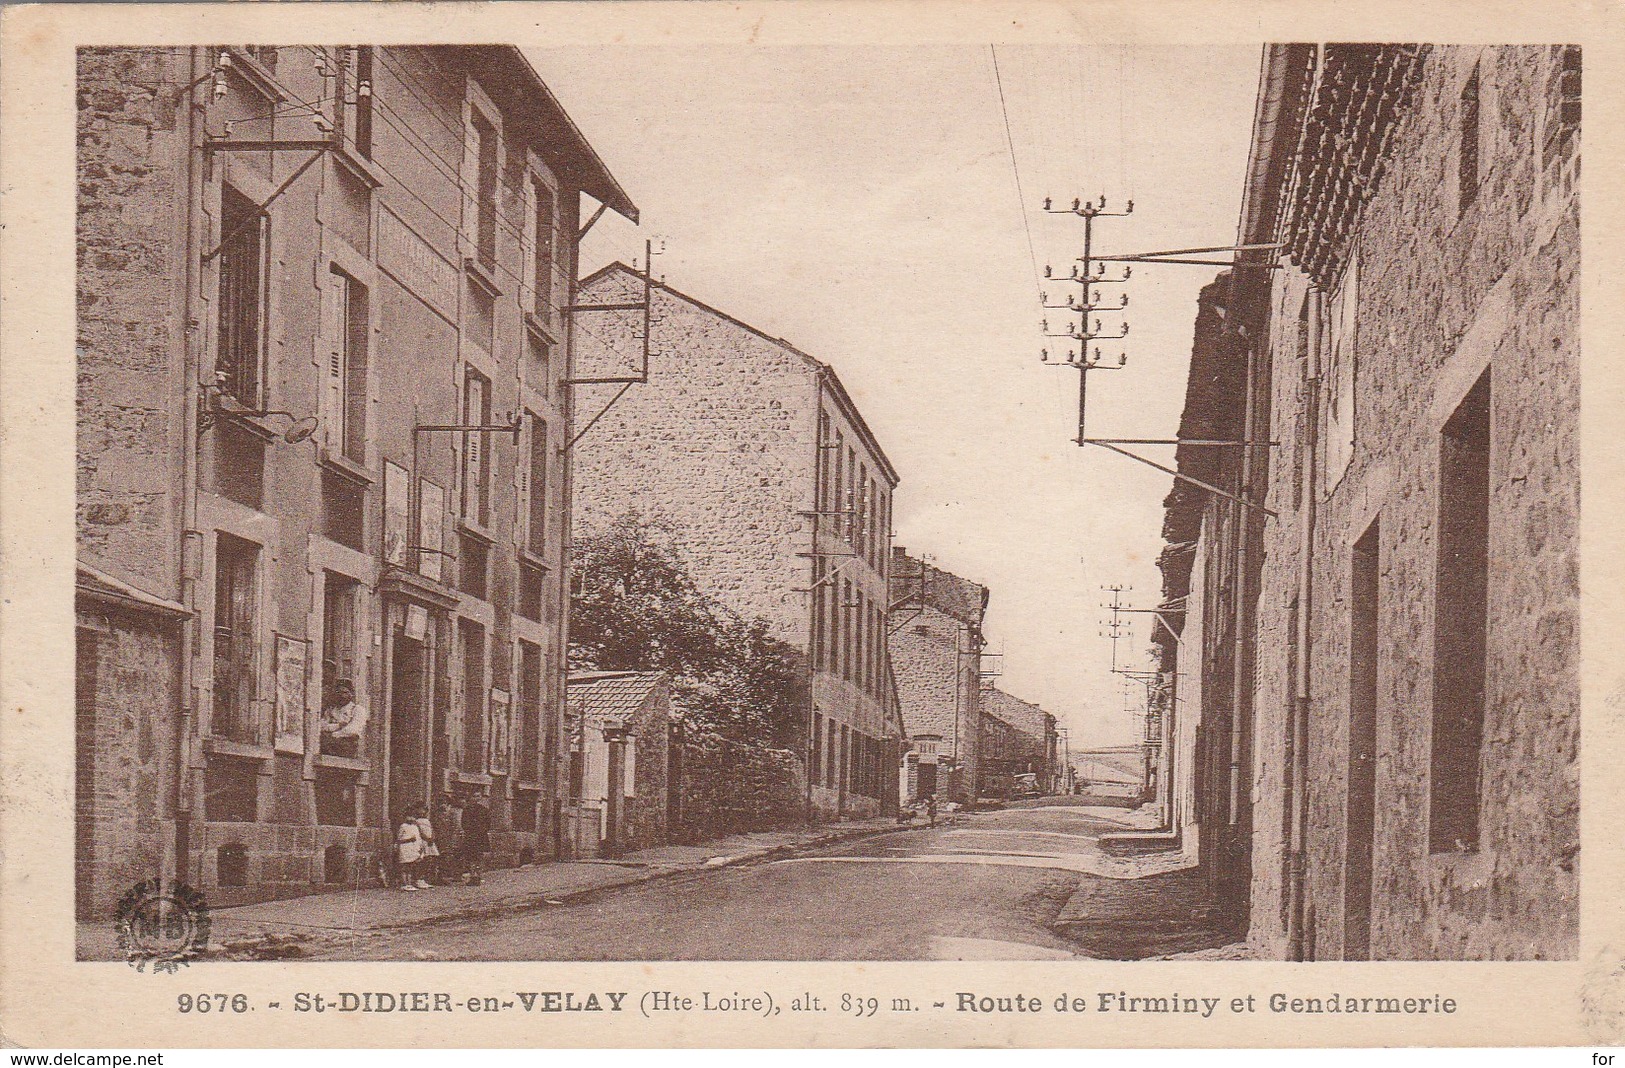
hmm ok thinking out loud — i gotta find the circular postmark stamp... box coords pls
[114,879,211,972]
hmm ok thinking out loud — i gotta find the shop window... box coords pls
[1430,370,1491,853]
[211,535,259,743]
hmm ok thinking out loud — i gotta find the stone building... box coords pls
[1154,275,1246,916]
[889,550,988,805]
[564,670,671,856]
[1162,44,1580,958]
[75,46,636,914]
[979,687,1059,798]
[571,265,904,819]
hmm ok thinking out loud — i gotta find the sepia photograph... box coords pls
[2,0,1616,1051]
[66,36,1580,966]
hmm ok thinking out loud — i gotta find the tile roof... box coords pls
[566,670,666,725]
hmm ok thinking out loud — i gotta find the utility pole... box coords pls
[1038,196,1134,443]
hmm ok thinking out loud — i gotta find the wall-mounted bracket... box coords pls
[1081,438,1278,518]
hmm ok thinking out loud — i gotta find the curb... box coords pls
[208,821,913,956]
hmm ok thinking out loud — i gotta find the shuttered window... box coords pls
[217,186,266,408]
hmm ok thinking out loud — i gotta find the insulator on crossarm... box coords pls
[1126,199,1135,214]
[1043,197,1052,211]
[1121,293,1130,307]
[1044,264,1053,278]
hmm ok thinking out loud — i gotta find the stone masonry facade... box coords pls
[75,46,635,914]
[1165,45,1580,960]
[890,550,987,805]
[572,266,902,819]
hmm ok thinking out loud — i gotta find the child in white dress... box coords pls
[395,813,424,891]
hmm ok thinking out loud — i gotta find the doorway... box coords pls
[388,630,428,819]
[1345,520,1380,959]
[916,760,938,798]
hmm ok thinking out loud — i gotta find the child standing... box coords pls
[413,808,438,889]
[395,812,424,891]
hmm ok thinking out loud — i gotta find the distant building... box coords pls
[565,671,671,856]
[75,46,635,913]
[572,265,904,819]
[1164,44,1579,959]
[979,688,1059,798]
[889,551,988,805]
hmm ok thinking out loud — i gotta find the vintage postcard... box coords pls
[1,0,1621,1050]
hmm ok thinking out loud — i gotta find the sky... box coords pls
[529,45,1261,749]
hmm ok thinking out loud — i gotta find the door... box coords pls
[388,630,428,819]
[1345,522,1380,959]
[916,760,938,799]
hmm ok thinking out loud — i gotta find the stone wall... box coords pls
[1246,46,1580,960]
[77,47,186,599]
[890,603,980,803]
[981,687,1051,790]
[572,266,820,645]
[75,608,181,919]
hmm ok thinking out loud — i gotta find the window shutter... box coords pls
[323,272,345,448]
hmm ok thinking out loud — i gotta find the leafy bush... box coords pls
[571,512,808,838]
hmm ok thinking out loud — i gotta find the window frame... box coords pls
[216,184,269,410]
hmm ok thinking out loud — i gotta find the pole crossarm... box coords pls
[1082,438,1278,518]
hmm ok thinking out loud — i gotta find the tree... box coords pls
[570,512,809,838]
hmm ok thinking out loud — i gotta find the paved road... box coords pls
[313,801,1176,961]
